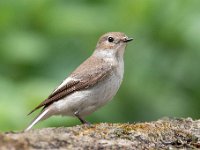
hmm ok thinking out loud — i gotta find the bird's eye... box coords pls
[108,37,114,42]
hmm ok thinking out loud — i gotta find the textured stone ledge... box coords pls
[0,118,199,149]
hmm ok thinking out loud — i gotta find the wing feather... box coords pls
[28,62,111,115]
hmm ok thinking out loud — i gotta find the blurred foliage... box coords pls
[0,0,200,131]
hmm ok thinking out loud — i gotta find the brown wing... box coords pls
[28,64,111,115]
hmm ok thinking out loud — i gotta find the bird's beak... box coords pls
[123,37,134,43]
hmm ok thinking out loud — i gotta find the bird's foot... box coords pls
[74,111,91,125]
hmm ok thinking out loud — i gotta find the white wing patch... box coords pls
[53,77,75,93]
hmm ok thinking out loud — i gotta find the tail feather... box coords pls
[25,109,49,132]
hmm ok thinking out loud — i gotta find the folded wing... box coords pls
[28,57,112,115]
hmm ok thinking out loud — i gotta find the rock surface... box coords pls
[0,118,200,149]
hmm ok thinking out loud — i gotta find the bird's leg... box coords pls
[74,111,90,124]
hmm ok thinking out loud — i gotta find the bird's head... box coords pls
[94,32,133,58]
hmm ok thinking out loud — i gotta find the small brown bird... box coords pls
[25,32,133,131]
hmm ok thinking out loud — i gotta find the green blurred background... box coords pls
[0,0,200,131]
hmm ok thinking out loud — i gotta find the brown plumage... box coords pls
[28,56,112,115]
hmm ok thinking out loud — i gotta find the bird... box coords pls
[25,32,133,131]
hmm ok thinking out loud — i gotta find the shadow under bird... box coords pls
[25,32,133,131]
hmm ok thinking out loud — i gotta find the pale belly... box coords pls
[50,73,123,117]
